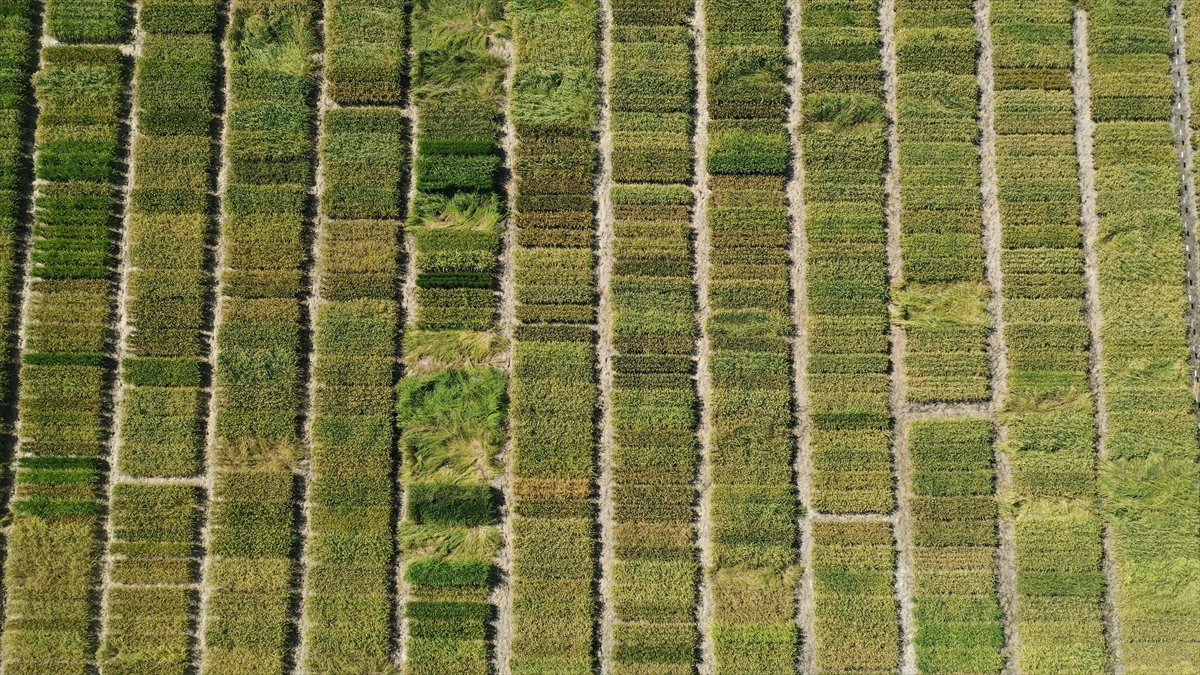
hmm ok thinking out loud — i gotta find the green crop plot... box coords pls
[608,1,699,672]
[201,0,316,672]
[0,0,1197,672]
[3,41,126,675]
[1093,1,1200,671]
[508,0,600,673]
[895,0,990,405]
[802,0,894,516]
[705,0,799,672]
[100,0,218,672]
[992,1,1108,672]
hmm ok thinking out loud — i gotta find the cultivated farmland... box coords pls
[0,0,1197,674]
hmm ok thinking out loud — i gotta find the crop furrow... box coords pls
[973,0,1020,670]
[692,0,715,671]
[785,0,811,671]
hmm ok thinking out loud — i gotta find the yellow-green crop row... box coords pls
[509,0,599,672]
[199,0,316,671]
[909,419,1004,674]
[1090,1,1200,672]
[895,0,990,405]
[608,0,698,671]
[4,36,128,675]
[0,0,34,432]
[301,0,406,667]
[705,0,798,671]
[801,0,894,517]
[992,0,1107,672]
[100,0,221,671]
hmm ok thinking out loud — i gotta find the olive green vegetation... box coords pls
[303,107,405,672]
[909,419,1004,675]
[402,2,507,673]
[706,0,799,672]
[3,40,125,675]
[608,1,699,672]
[101,0,219,672]
[801,0,895,519]
[201,0,315,672]
[894,0,990,405]
[1096,2,1200,672]
[992,0,1107,671]
[508,0,600,673]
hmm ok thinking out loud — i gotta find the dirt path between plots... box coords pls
[972,0,1020,671]
[492,28,519,675]
[690,0,715,672]
[784,0,814,672]
[877,1,917,672]
[594,0,617,671]
[1071,11,1125,674]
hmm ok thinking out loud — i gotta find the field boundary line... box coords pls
[594,0,616,669]
[1169,0,1200,508]
[690,0,715,672]
[1072,11,1124,674]
[974,0,1019,671]
[493,26,519,675]
[295,19,332,672]
[785,0,814,672]
[879,0,916,671]
[196,0,234,666]
[394,30,419,672]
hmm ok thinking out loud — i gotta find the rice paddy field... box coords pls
[0,0,1198,673]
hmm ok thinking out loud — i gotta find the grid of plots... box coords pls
[0,0,1190,673]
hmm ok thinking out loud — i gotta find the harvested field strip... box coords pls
[606,0,699,671]
[1,0,132,657]
[908,419,1004,674]
[398,0,507,672]
[1089,1,1200,670]
[989,0,1108,672]
[508,0,599,671]
[800,0,894,518]
[894,0,989,405]
[198,0,317,671]
[301,0,407,666]
[0,0,36,429]
[99,0,222,671]
[703,0,797,671]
